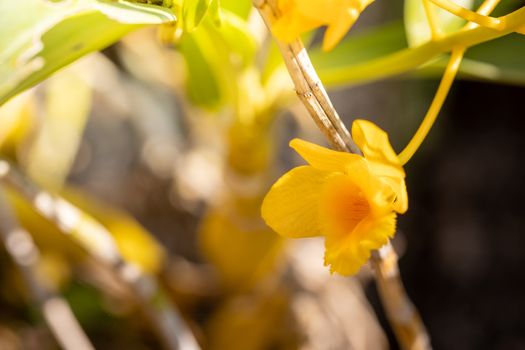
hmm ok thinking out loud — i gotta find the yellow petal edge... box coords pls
[272,0,375,51]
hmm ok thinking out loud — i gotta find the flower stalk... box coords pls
[399,0,502,165]
[319,4,525,87]
[398,47,465,165]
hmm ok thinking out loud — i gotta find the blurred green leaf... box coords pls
[404,0,474,47]
[182,0,212,31]
[312,21,525,88]
[25,61,93,190]
[213,11,257,68]
[312,21,408,82]
[474,0,524,17]
[0,0,176,106]
[180,29,223,107]
[180,10,256,109]
[209,0,222,25]
[220,0,252,19]
[423,33,525,85]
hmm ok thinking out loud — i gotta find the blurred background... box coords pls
[0,1,524,349]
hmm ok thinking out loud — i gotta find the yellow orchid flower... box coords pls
[261,120,406,275]
[352,119,408,214]
[272,0,375,51]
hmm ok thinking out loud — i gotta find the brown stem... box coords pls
[253,1,431,349]
[0,160,200,350]
[253,0,359,154]
[0,188,95,350]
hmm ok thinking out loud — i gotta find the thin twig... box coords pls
[253,1,431,349]
[253,0,360,154]
[0,160,200,350]
[370,244,431,349]
[0,187,95,350]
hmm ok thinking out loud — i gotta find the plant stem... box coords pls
[252,0,360,154]
[428,0,502,29]
[423,0,442,40]
[0,160,200,350]
[398,0,502,165]
[398,47,465,165]
[370,244,431,350]
[0,188,95,350]
[253,1,431,349]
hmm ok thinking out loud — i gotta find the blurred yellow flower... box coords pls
[272,0,375,51]
[261,120,406,275]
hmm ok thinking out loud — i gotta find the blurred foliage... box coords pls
[199,196,283,290]
[404,0,474,47]
[0,0,524,349]
[0,0,176,105]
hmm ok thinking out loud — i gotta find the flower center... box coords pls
[321,175,370,237]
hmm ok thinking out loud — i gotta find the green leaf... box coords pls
[422,33,525,85]
[179,28,223,107]
[308,1,525,89]
[0,0,176,106]
[182,0,212,31]
[311,22,408,80]
[404,0,474,47]
[311,20,525,88]
[179,10,256,109]
[209,0,222,25]
[213,11,257,68]
[220,0,252,19]
[25,60,93,190]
